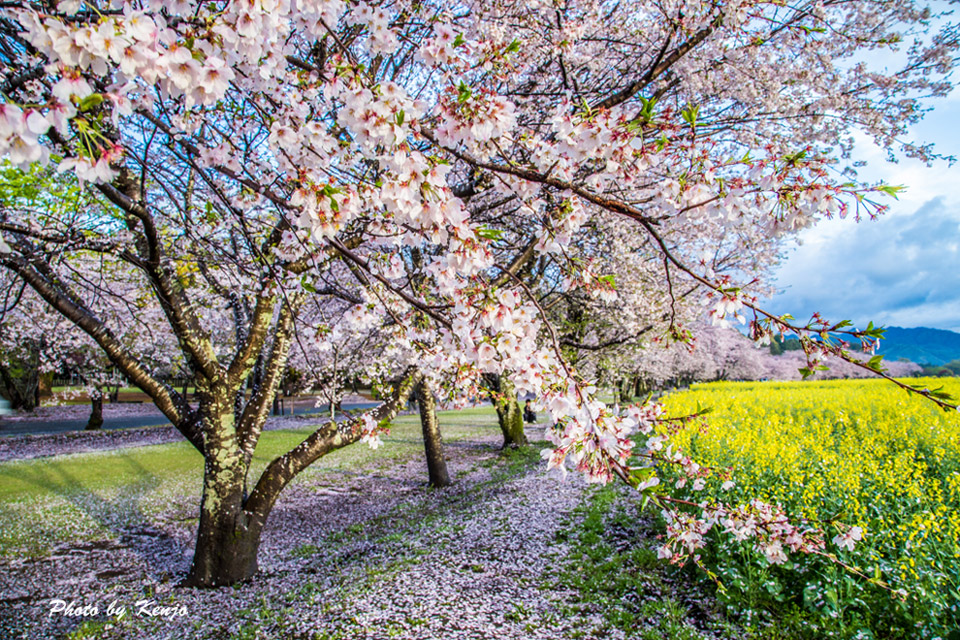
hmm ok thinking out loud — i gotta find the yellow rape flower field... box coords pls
[662,377,960,639]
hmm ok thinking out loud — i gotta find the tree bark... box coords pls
[183,369,424,587]
[184,459,263,587]
[184,389,260,587]
[416,379,449,488]
[489,374,527,448]
[634,376,651,399]
[85,391,103,430]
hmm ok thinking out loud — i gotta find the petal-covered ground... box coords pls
[0,410,733,640]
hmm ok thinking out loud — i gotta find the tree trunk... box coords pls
[184,393,263,587]
[491,374,527,448]
[38,372,52,401]
[85,392,103,430]
[634,377,650,399]
[0,363,40,412]
[416,380,449,488]
[184,466,263,587]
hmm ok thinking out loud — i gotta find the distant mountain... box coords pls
[876,326,960,366]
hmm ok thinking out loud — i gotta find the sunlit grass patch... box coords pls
[0,405,502,554]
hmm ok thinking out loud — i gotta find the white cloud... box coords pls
[769,197,960,332]
[766,94,960,332]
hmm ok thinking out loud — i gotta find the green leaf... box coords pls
[876,184,904,199]
[681,103,700,128]
[825,587,839,609]
[476,226,502,240]
[457,81,472,104]
[784,150,807,166]
[864,321,886,340]
[866,355,885,372]
[77,94,105,112]
[453,33,465,47]
[301,277,318,293]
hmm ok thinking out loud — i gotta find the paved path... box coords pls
[0,401,380,437]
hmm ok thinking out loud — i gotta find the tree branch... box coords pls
[244,367,422,520]
[0,254,202,452]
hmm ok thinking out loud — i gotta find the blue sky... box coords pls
[766,93,960,333]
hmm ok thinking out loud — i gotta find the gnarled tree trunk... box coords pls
[416,379,449,488]
[486,373,527,448]
[182,368,424,587]
[183,387,258,586]
[185,457,263,586]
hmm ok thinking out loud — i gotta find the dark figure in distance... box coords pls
[523,399,537,424]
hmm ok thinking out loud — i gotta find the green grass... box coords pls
[549,484,726,639]
[0,406,501,554]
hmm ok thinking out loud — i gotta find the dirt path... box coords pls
[0,426,732,640]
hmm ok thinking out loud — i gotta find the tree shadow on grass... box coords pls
[0,452,189,576]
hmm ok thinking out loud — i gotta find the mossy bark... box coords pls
[184,459,263,587]
[416,380,449,488]
[183,389,263,587]
[492,374,527,448]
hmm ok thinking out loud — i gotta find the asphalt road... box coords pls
[0,401,381,437]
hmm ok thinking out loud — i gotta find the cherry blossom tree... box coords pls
[0,0,956,587]
[0,275,63,411]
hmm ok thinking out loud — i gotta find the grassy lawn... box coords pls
[0,405,502,555]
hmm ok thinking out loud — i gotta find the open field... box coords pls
[662,377,960,639]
